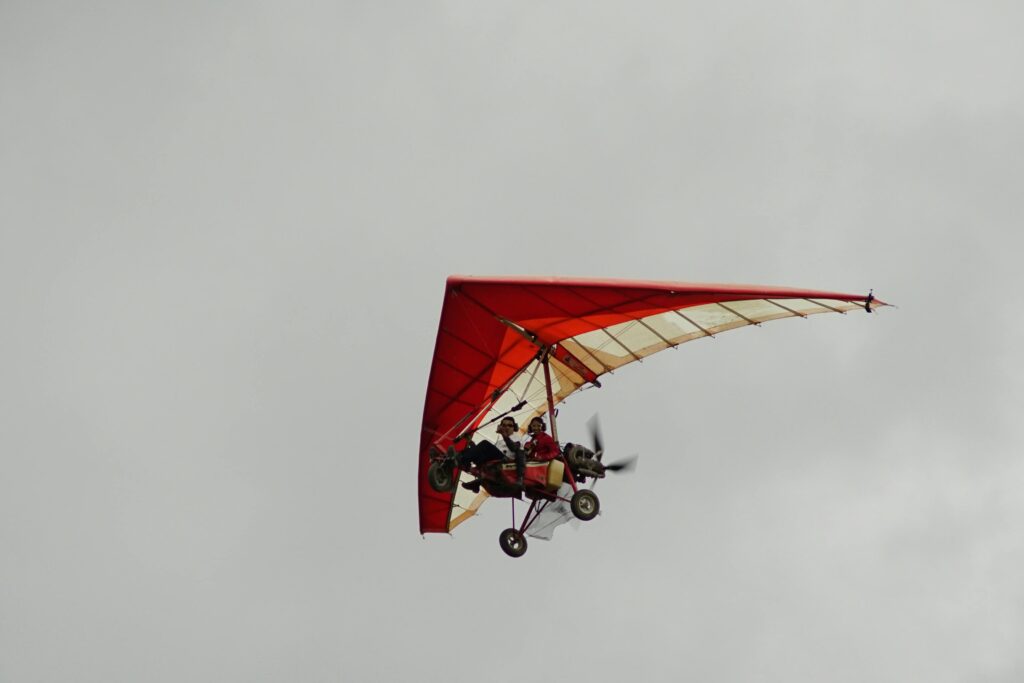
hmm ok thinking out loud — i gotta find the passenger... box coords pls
[523,417,560,462]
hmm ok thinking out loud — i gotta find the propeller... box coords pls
[583,413,639,477]
[587,414,604,461]
[604,454,639,473]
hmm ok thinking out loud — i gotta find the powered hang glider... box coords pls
[419,275,888,551]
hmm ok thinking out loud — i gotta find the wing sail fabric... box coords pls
[474,297,872,447]
[419,277,885,534]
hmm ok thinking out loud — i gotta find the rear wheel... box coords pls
[499,528,527,558]
[427,461,456,492]
[570,489,600,521]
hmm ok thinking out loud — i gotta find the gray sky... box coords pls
[2,2,1022,681]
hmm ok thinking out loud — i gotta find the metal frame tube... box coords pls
[541,352,558,443]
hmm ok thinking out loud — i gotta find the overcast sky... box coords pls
[2,2,1022,681]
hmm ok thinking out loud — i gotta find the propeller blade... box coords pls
[604,454,639,473]
[587,414,604,457]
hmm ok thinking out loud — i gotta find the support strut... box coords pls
[541,351,558,443]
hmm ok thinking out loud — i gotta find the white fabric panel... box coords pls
[451,471,480,520]
[675,303,748,334]
[769,298,860,315]
[644,310,705,340]
[720,299,794,323]
[559,339,613,374]
[525,484,579,540]
[571,324,629,359]
[490,359,544,416]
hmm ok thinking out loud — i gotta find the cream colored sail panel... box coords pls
[768,298,824,315]
[719,299,795,324]
[678,303,746,332]
[501,360,544,408]
[769,298,861,316]
[644,310,704,340]
[572,319,658,360]
[451,471,482,526]
[572,324,626,359]
[610,320,671,357]
[573,346,636,371]
[449,489,489,531]
[558,338,612,375]
[810,298,864,313]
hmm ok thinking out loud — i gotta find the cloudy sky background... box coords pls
[2,2,1022,681]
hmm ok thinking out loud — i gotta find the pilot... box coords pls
[523,416,560,462]
[495,417,526,487]
[457,417,526,490]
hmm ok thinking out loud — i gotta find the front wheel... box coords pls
[499,528,527,558]
[570,489,600,521]
[427,461,457,492]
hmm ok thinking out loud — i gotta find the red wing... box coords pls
[419,276,887,534]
